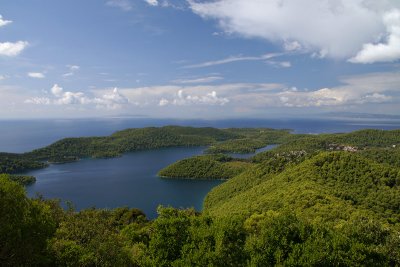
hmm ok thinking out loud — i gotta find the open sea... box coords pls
[1,118,399,218]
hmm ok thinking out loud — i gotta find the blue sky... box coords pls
[0,0,399,118]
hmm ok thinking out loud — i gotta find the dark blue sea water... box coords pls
[2,118,400,218]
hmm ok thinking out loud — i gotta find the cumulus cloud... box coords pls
[121,71,398,110]
[184,53,282,68]
[349,9,400,63]
[24,97,51,105]
[54,91,89,105]
[47,84,89,105]
[51,84,64,97]
[0,41,29,56]
[159,98,169,106]
[119,83,282,107]
[25,84,130,110]
[0,15,12,27]
[28,72,45,79]
[275,72,398,107]
[106,0,133,11]
[93,88,130,109]
[23,72,399,115]
[160,89,229,106]
[188,0,400,60]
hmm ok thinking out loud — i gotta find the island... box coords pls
[158,154,252,180]
[0,126,289,175]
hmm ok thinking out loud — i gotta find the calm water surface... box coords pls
[228,144,278,159]
[25,147,223,219]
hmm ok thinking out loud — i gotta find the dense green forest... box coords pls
[158,154,253,179]
[8,174,36,185]
[1,127,400,266]
[1,173,400,266]
[0,152,47,174]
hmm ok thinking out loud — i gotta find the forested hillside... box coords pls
[1,127,400,266]
[1,172,400,266]
[204,152,400,224]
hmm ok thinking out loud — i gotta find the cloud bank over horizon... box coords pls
[16,70,398,118]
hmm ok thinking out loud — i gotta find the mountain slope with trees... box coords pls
[1,127,400,265]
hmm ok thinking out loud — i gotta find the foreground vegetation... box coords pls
[8,174,36,185]
[1,174,400,266]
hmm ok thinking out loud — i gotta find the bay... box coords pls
[25,147,222,219]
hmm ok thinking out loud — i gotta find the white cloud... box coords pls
[28,72,45,79]
[172,76,223,84]
[363,92,392,103]
[55,91,89,105]
[119,83,282,107]
[22,72,399,116]
[93,88,130,109]
[284,41,302,51]
[275,72,398,107]
[26,84,130,110]
[62,72,73,77]
[0,15,12,27]
[349,9,400,63]
[266,61,292,68]
[164,89,229,106]
[68,65,80,71]
[159,98,169,106]
[51,84,64,97]
[279,61,292,68]
[184,53,282,68]
[63,65,80,77]
[106,0,133,11]
[0,41,29,57]
[24,97,51,105]
[121,71,399,110]
[145,0,158,6]
[0,75,7,80]
[189,0,400,60]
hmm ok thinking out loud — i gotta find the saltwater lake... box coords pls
[2,118,400,218]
